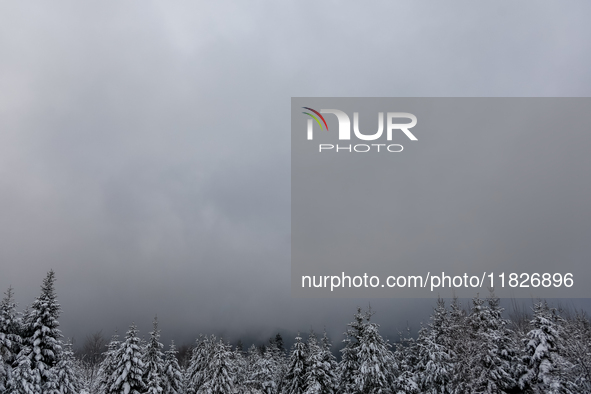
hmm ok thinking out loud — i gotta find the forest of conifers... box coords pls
[2,270,591,393]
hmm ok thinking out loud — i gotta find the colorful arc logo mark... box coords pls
[302,107,328,131]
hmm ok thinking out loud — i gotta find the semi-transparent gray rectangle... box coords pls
[292,98,591,298]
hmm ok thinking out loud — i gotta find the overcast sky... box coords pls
[1,1,591,348]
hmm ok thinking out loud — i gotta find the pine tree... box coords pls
[144,317,165,394]
[414,299,454,394]
[275,334,285,354]
[356,312,395,394]
[23,270,63,391]
[266,337,285,392]
[338,308,364,394]
[320,330,338,393]
[466,292,518,393]
[447,296,469,391]
[304,330,337,394]
[55,340,82,394]
[249,346,277,394]
[108,324,145,394]
[393,326,419,394]
[1,286,22,392]
[232,342,248,393]
[244,344,261,393]
[11,346,41,394]
[185,337,203,394]
[519,301,572,393]
[199,339,235,394]
[562,312,591,391]
[186,335,214,394]
[303,331,322,394]
[282,333,307,394]
[462,294,491,393]
[0,339,6,392]
[461,294,487,392]
[96,332,121,394]
[338,307,395,394]
[236,341,244,355]
[163,341,184,394]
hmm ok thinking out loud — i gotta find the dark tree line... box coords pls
[2,270,591,393]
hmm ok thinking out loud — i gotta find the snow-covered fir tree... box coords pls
[199,339,235,394]
[249,345,277,394]
[95,332,121,394]
[274,334,285,354]
[355,309,395,394]
[464,292,518,393]
[1,285,22,392]
[0,337,7,391]
[22,270,63,392]
[338,308,365,394]
[338,307,395,394]
[281,333,307,394]
[163,341,184,394]
[244,344,261,393]
[303,331,322,394]
[11,346,41,394]
[55,340,82,394]
[393,326,419,394]
[562,311,591,391]
[519,301,573,393]
[414,299,454,394]
[446,296,469,391]
[144,317,165,394]
[108,324,145,394]
[232,342,248,393]
[320,330,338,394]
[185,337,204,394]
[303,330,337,394]
[266,336,286,392]
[186,335,214,394]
